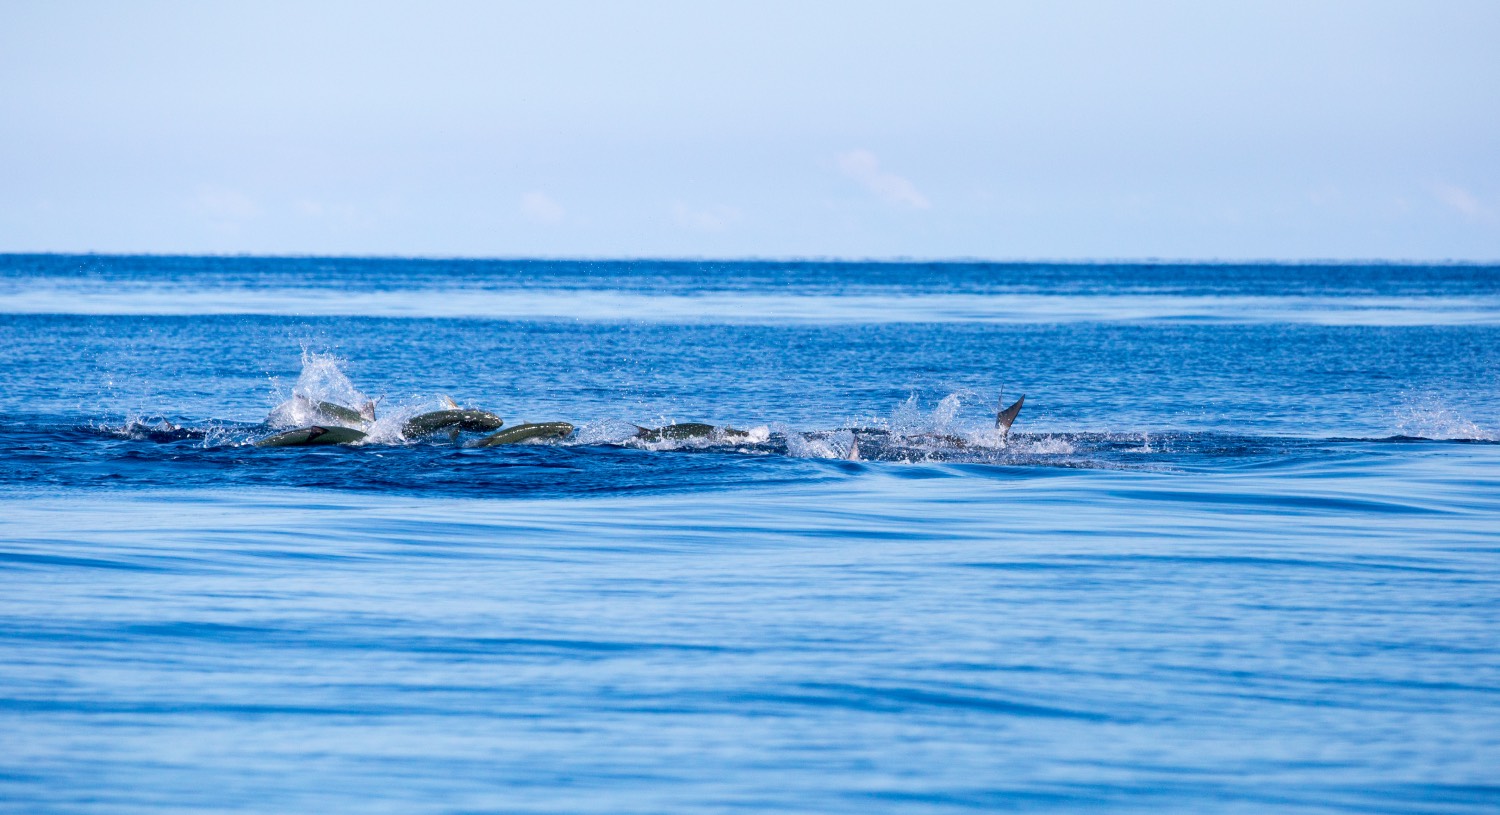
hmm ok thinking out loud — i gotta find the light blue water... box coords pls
[2,255,1499,813]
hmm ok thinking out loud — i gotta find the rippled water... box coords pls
[3,255,1498,813]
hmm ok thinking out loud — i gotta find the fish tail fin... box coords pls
[996,392,1025,440]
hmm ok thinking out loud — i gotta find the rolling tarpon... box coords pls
[246,383,1022,457]
[474,421,575,447]
[906,392,1024,447]
[273,393,378,428]
[633,423,755,443]
[254,425,369,447]
[825,391,1026,457]
[402,409,505,438]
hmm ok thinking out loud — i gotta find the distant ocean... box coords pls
[2,254,1498,813]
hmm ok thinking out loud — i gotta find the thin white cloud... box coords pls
[521,191,565,225]
[1306,185,1340,207]
[196,187,259,220]
[1431,183,1485,219]
[295,199,367,227]
[673,202,741,232]
[836,149,930,210]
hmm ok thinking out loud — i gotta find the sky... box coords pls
[1,1,1497,260]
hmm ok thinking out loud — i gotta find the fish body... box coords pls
[254,425,368,447]
[475,422,574,447]
[277,393,377,428]
[634,423,752,443]
[402,409,504,437]
[307,398,372,426]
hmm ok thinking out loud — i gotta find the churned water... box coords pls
[2,255,1498,813]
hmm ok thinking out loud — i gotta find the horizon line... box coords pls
[3,250,1499,267]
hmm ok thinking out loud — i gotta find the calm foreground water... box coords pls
[2,255,1498,813]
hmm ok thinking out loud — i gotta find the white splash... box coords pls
[889,390,976,438]
[1014,435,1077,455]
[739,425,772,444]
[573,419,647,446]
[1127,432,1155,453]
[265,351,374,429]
[1395,394,1494,440]
[781,428,861,460]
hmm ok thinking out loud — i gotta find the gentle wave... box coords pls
[7,256,1500,813]
[5,284,1500,325]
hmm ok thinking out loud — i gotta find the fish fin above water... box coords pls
[996,393,1025,439]
[441,394,460,410]
[845,434,861,461]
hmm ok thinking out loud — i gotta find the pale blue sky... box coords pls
[2,1,1497,259]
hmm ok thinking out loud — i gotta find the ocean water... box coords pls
[2,255,1498,813]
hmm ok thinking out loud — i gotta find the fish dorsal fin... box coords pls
[845,433,861,461]
[996,393,1025,439]
[441,394,460,410]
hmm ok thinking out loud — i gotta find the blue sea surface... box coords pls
[2,255,1499,813]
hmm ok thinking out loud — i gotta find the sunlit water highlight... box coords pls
[9,283,1500,325]
[2,256,1498,813]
